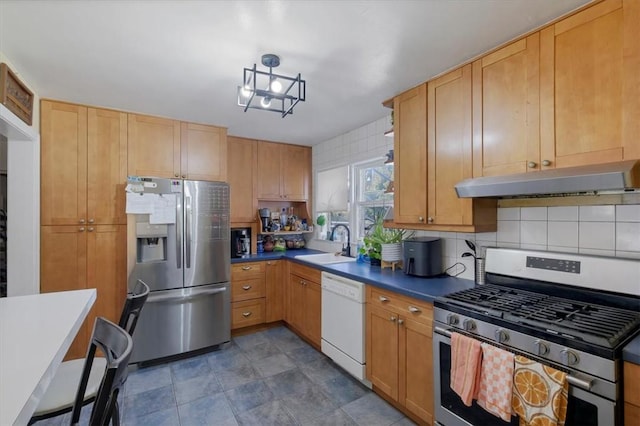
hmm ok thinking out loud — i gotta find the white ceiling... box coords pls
[0,0,590,146]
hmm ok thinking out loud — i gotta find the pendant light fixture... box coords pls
[237,54,306,118]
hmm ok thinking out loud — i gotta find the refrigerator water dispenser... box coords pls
[136,222,168,263]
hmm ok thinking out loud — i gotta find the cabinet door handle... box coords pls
[542,159,551,167]
[242,285,252,290]
[267,261,272,265]
[408,306,421,313]
[182,174,187,179]
[242,311,252,317]
[88,227,94,232]
[528,161,537,168]
[390,316,397,322]
[174,173,179,178]
[88,218,94,224]
[427,217,434,223]
[79,219,85,224]
[379,296,389,303]
[300,280,306,286]
[78,227,85,232]
[418,216,424,222]
[242,266,252,271]
[398,319,405,325]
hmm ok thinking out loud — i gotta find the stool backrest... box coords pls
[71,317,133,426]
[118,280,150,336]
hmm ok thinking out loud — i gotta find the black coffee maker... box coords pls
[259,208,271,231]
[231,228,251,258]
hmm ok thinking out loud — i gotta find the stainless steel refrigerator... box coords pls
[126,177,230,363]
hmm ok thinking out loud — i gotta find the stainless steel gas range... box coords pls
[433,248,640,426]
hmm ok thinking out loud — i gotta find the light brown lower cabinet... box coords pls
[265,260,285,322]
[287,262,321,347]
[625,361,640,425]
[366,286,434,425]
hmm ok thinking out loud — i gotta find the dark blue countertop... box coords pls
[624,334,640,365]
[231,249,475,303]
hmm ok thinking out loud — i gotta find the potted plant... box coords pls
[359,219,413,266]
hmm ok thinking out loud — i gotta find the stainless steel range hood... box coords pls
[455,160,640,198]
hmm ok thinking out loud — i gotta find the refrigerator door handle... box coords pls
[146,285,227,303]
[176,192,182,269]
[186,195,192,269]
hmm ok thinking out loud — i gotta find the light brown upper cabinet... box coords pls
[128,113,227,181]
[227,136,257,223]
[539,0,640,168]
[393,84,427,225]
[257,141,310,201]
[427,65,496,231]
[472,34,541,176]
[41,101,127,226]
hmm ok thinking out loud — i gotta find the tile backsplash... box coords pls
[310,116,640,281]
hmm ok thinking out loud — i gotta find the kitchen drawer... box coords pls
[367,287,433,326]
[232,262,265,279]
[231,277,265,302]
[289,261,321,283]
[231,299,265,329]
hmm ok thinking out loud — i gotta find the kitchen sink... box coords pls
[294,253,357,265]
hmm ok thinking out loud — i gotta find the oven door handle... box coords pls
[434,326,593,391]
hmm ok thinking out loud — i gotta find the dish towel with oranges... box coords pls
[476,343,515,422]
[450,332,482,406]
[512,355,569,426]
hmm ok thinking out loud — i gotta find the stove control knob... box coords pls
[462,319,476,332]
[446,314,459,326]
[534,340,550,356]
[494,329,509,343]
[560,349,580,366]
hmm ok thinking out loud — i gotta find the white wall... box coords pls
[0,52,40,296]
[310,117,640,281]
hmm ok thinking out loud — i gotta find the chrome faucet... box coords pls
[330,224,352,257]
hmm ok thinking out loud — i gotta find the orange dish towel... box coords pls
[450,332,482,406]
[477,343,515,422]
[512,355,568,426]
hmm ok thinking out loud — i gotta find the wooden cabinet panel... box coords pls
[472,34,540,176]
[367,304,399,399]
[227,136,257,223]
[540,0,639,167]
[427,65,473,226]
[232,299,265,329]
[231,277,265,302]
[400,316,433,424]
[304,280,321,345]
[181,122,227,181]
[87,108,127,225]
[286,263,321,346]
[394,85,427,225]
[288,272,306,332]
[128,113,181,178]
[265,260,284,322]
[624,362,640,406]
[256,141,311,201]
[232,261,265,278]
[257,141,282,199]
[41,101,87,226]
[281,144,310,200]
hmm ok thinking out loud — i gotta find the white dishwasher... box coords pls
[321,271,371,387]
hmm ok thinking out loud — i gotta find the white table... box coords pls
[0,289,96,426]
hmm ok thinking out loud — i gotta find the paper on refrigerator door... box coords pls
[126,192,157,214]
[150,193,177,224]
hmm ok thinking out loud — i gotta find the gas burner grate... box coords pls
[441,284,640,348]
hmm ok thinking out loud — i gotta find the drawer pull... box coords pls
[379,296,389,303]
[390,316,397,322]
[241,266,252,271]
[408,306,421,313]
[300,280,306,286]
[242,285,252,291]
[242,311,252,317]
[398,319,405,325]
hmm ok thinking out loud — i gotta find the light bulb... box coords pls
[270,79,282,93]
[240,85,251,97]
[260,97,271,108]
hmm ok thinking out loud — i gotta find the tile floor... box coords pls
[35,326,415,426]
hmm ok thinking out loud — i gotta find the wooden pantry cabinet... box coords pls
[257,141,310,201]
[539,0,640,168]
[128,114,228,181]
[366,286,434,425]
[40,100,128,359]
[287,262,321,347]
[472,34,541,176]
[227,136,258,223]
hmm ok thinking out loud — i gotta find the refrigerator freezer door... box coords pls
[183,180,230,287]
[129,282,231,363]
